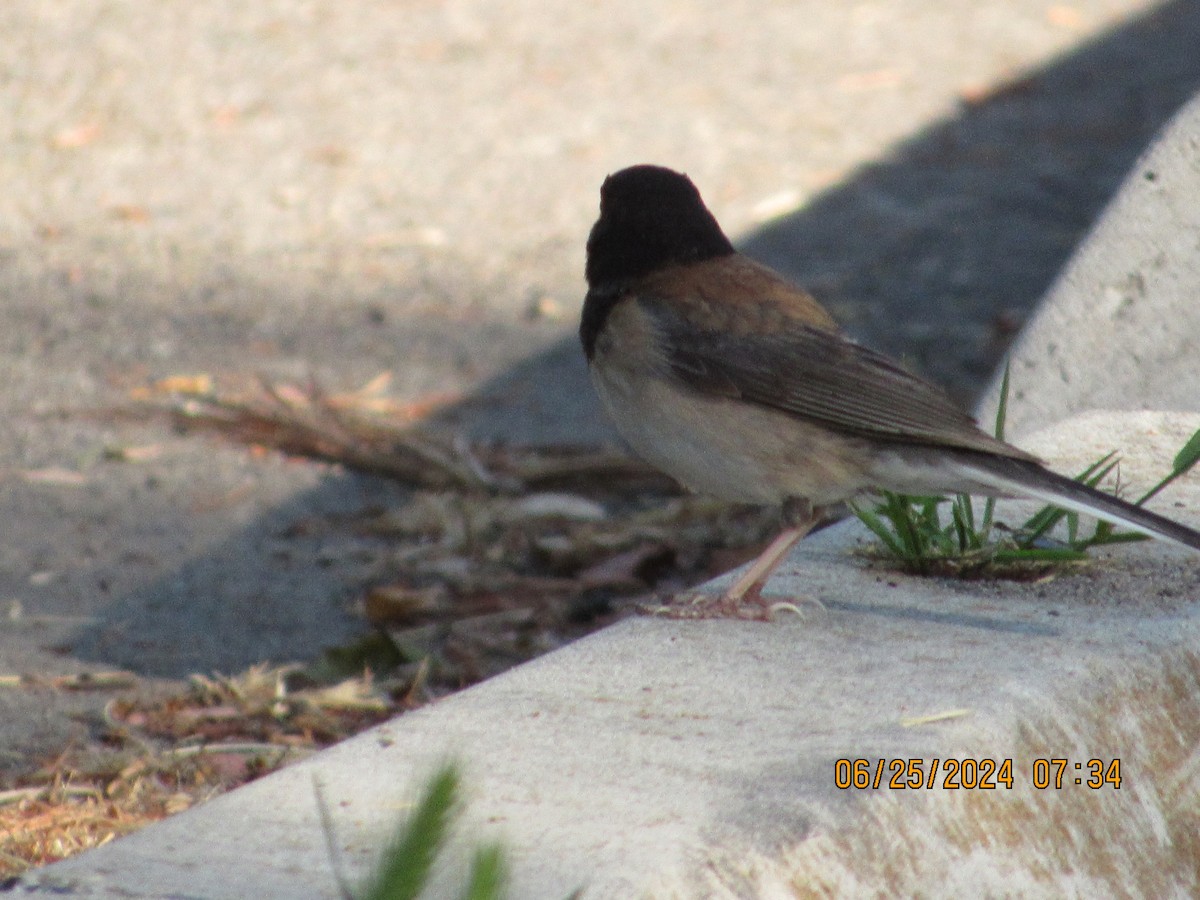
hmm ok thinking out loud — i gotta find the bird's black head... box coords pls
[584,165,735,288]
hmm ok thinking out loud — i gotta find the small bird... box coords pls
[581,164,1200,614]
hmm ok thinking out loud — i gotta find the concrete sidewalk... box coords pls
[22,409,1200,897]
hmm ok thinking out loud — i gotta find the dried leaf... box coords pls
[364,585,448,626]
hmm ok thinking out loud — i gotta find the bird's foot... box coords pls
[639,588,822,622]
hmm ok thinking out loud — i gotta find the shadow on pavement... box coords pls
[67,0,1200,678]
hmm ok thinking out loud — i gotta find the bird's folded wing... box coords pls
[648,299,1030,459]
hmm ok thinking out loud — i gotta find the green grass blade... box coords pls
[1174,428,1200,475]
[1079,530,1149,548]
[850,501,908,560]
[1019,504,1068,547]
[956,493,975,533]
[951,500,970,553]
[977,364,1010,540]
[918,497,946,551]
[887,493,928,564]
[993,360,1011,443]
[460,845,508,900]
[1137,473,1175,507]
[980,495,997,538]
[1137,428,1200,505]
[1083,456,1121,488]
[363,764,462,900]
[919,497,938,531]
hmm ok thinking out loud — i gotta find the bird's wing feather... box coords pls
[645,297,1031,459]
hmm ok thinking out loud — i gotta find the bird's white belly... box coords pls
[590,362,871,506]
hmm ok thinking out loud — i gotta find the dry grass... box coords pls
[1,790,166,873]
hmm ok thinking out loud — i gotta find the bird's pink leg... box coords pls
[648,501,820,621]
[721,520,814,606]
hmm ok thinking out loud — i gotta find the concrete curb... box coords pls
[977,90,1200,437]
[22,410,1200,897]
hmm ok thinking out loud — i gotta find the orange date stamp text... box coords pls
[833,758,1121,790]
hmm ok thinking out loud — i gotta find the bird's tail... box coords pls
[957,453,1200,551]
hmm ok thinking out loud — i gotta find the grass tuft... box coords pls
[851,362,1200,578]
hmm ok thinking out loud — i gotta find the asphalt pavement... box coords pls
[2,0,1198,777]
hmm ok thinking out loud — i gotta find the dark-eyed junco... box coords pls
[581,164,1200,613]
